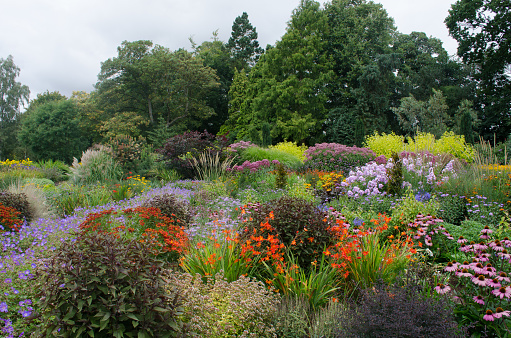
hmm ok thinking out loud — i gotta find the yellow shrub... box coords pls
[269,141,308,163]
[364,132,404,158]
[435,131,475,162]
[405,132,436,153]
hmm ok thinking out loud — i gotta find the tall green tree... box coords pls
[192,33,235,134]
[446,0,511,141]
[18,99,90,163]
[227,12,264,70]
[393,89,449,138]
[0,55,29,159]
[231,0,334,144]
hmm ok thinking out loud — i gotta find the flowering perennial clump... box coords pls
[303,143,376,174]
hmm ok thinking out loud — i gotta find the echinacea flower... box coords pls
[434,283,451,294]
[457,268,473,278]
[457,236,468,244]
[481,226,493,235]
[492,286,511,299]
[473,295,485,305]
[496,272,510,282]
[483,309,496,321]
[487,278,501,288]
[444,261,458,272]
[494,307,511,319]
[472,274,487,286]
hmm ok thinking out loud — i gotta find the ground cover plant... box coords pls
[1,133,510,337]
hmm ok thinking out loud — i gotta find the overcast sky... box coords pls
[0,0,458,102]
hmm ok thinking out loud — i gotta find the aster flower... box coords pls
[492,286,511,299]
[473,295,485,305]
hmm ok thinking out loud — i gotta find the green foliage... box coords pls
[385,152,403,196]
[168,271,279,337]
[393,89,449,138]
[227,12,264,69]
[0,190,31,222]
[34,159,70,182]
[0,55,30,160]
[34,231,184,337]
[443,220,484,245]
[18,99,90,163]
[242,196,333,269]
[142,193,191,227]
[437,194,468,225]
[106,134,153,175]
[354,118,365,148]
[434,131,475,162]
[390,191,439,230]
[47,183,112,217]
[240,146,302,169]
[68,145,123,185]
[275,163,288,190]
[100,111,149,140]
[261,122,272,147]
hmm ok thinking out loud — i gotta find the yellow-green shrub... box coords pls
[435,131,475,162]
[269,141,308,163]
[364,132,404,158]
[405,132,436,153]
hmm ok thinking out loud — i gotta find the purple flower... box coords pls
[0,302,7,312]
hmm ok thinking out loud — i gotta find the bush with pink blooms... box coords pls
[303,143,376,174]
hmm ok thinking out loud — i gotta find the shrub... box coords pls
[0,202,23,232]
[167,271,279,337]
[240,146,302,169]
[157,131,229,179]
[385,152,403,196]
[364,132,404,158]
[68,145,123,185]
[269,141,308,162]
[142,193,192,227]
[33,231,184,337]
[79,206,189,262]
[34,159,70,182]
[337,281,461,337]
[0,190,32,222]
[437,193,468,225]
[435,131,475,163]
[241,196,334,269]
[303,143,376,174]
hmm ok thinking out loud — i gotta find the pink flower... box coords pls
[492,286,511,299]
[496,272,511,283]
[473,295,485,305]
[459,261,471,270]
[472,274,487,286]
[481,226,493,235]
[457,268,473,278]
[434,283,451,294]
[494,307,511,319]
[457,236,468,244]
[487,278,501,288]
[483,310,496,321]
[444,261,458,272]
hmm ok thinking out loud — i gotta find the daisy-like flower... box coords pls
[459,261,471,270]
[489,240,504,251]
[457,268,473,278]
[444,261,458,272]
[487,278,501,288]
[471,262,485,274]
[481,226,493,235]
[496,272,511,283]
[475,242,488,251]
[434,283,451,294]
[483,309,496,321]
[492,286,511,299]
[494,307,511,319]
[457,236,468,244]
[473,295,485,305]
[501,237,511,247]
[479,253,490,262]
[482,264,496,277]
[472,274,487,286]
[498,250,511,260]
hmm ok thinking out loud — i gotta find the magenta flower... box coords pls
[496,272,510,282]
[473,295,485,305]
[444,261,458,272]
[434,283,451,294]
[457,236,468,244]
[472,274,487,286]
[494,307,511,319]
[480,226,493,235]
[457,268,473,278]
[492,286,511,299]
[483,310,496,321]
[487,278,501,288]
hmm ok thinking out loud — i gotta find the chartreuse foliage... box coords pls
[33,231,183,337]
[365,131,475,162]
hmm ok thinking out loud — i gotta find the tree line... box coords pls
[1,0,509,162]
